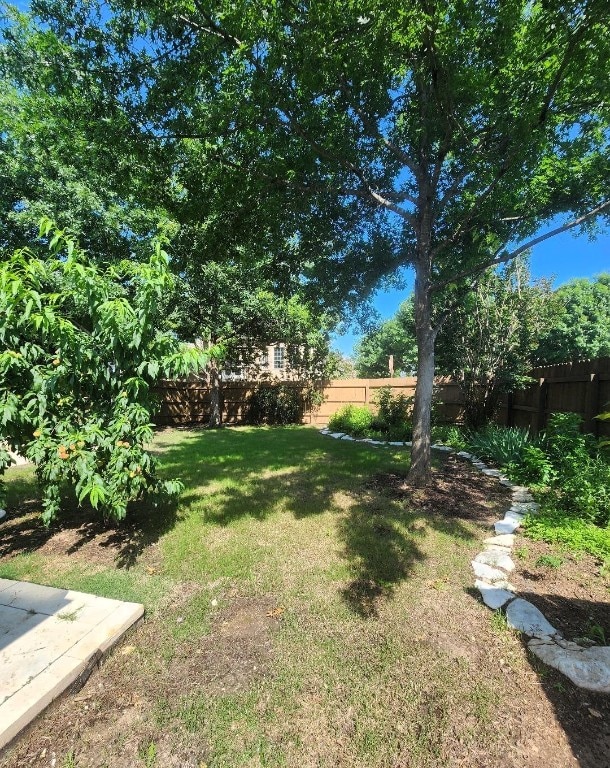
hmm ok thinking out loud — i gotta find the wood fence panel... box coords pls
[155,358,610,436]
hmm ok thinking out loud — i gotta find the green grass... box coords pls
[0,426,537,767]
[523,505,610,565]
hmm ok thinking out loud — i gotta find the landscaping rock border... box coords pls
[318,427,610,694]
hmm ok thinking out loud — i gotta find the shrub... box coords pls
[506,445,556,486]
[245,383,304,425]
[467,424,532,467]
[372,387,413,440]
[327,404,374,437]
[539,413,610,526]
[431,425,468,451]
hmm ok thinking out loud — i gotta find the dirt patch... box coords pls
[1,593,280,767]
[511,537,610,646]
[366,453,509,526]
[0,500,176,571]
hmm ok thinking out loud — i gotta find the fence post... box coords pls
[583,373,600,436]
[532,378,548,435]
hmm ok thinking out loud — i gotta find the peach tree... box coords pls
[0,220,207,524]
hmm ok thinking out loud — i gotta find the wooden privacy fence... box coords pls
[497,357,610,437]
[154,377,463,427]
[155,357,610,436]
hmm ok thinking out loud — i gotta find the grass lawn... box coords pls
[1,426,608,768]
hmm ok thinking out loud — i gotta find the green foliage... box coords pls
[10,0,610,481]
[373,387,413,441]
[506,445,556,486]
[431,425,468,452]
[354,299,417,378]
[536,275,610,364]
[245,383,306,425]
[523,508,610,564]
[438,258,559,431]
[467,425,533,467]
[0,222,208,523]
[328,405,374,438]
[535,554,563,569]
[503,412,610,533]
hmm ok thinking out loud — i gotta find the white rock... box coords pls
[482,468,502,477]
[494,518,522,534]
[512,490,534,503]
[388,441,404,446]
[404,441,412,446]
[510,485,530,495]
[505,598,559,639]
[511,501,539,513]
[474,550,515,572]
[0,509,5,520]
[341,435,356,441]
[432,444,453,452]
[457,451,473,459]
[471,560,509,582]
[504,509,525,523]
[329,433,345,439]
[475,580,515,609]
[484,544,514,555]
[499,478,516,488]
[483,534,515,548]
[369,440,383,445]
[319,428,330,434]
[528,640,610,694]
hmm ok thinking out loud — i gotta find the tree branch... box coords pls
[431,200,610,292]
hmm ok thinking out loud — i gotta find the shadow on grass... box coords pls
[0,466,178,570]
[2,427,477,616]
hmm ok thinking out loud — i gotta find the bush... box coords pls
[372,387,413,440]
[246,383,305,425]
[467,424,533,467]
[327,404,374,437]
[506,445,555,486]
[431,425,468,451]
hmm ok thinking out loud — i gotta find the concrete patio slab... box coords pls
[0,579,143,750]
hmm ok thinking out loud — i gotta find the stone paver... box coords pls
[528,639,610,694]
[0,579,143,750]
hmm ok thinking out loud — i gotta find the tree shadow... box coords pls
[2,427,484,618]
[517,593,610,768]
[153,427,482,617]
[0,467,179,570]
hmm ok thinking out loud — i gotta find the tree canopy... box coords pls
[7,1,610,481]
[535,274,610,364]
[354,299,417,378]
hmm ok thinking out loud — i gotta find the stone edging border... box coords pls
[318,427,610,694]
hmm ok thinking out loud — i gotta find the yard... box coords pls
[0,426,608,768]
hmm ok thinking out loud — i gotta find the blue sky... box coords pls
[332,225,610,356]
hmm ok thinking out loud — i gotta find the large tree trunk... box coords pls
[409,261,436,485]
[208,362,222,428]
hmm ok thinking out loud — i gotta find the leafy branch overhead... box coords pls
[6,1,610,482]
[0,221,209,523]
